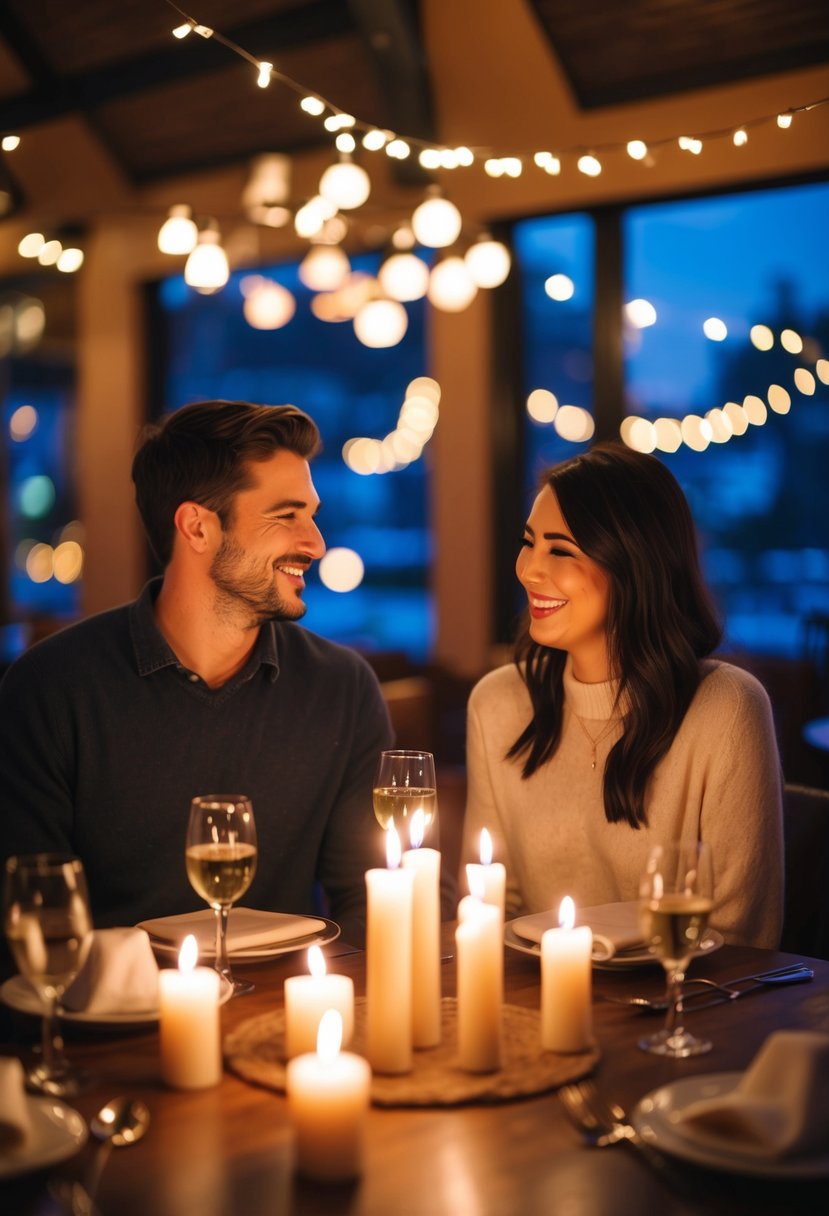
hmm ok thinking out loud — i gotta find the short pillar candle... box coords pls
[284,945,354,1060]
[541,896,593,1054]
[456,894,502,1072]
[158,935,222,1089]
[465,828,506,923]
[286,1009,372,1182]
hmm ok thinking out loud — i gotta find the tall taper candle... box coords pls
[365,826,415,1073]
[456,894,502,1072]
[402,808,442,1047]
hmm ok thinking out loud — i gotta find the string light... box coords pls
[162,3,827,182]
[2,135,20,151]
[257,62,273,89]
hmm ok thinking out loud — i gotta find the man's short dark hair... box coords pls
[132,400,321,566]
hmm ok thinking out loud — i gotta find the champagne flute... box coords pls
[185,795,257,997]
[3,854,93,1095]
[638,841,714,1058]
[373,750,438,848]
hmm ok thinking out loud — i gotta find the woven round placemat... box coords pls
[224,996,599,1107]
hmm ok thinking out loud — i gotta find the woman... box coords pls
[462,443,783,947]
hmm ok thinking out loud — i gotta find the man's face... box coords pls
[208,450,325,626]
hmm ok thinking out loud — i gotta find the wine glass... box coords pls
[185,795,257,997]
[3,854,93,1095]
[373,750,438,848]
[638,841,715,1058]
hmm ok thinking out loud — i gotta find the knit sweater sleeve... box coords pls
[691,664,784,948]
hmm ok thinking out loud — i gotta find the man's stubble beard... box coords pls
[209,531,307,626]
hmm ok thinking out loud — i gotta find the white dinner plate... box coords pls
[631,1072,829,1179]
[503,920,724,969]
[0,973,232,1027]
[0,1096,87,1179]
[145,916,340,964]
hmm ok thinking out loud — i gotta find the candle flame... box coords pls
[386,824,402,869]
[480,828,493,866]
[409,807,425,849]
[178,933,198,972]
[308,944,326,979]
[559,896,575,931]
[316,1008,343,1064]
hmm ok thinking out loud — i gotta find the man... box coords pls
[0,400,392,944]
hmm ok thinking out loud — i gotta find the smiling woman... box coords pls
[461,442,784,951]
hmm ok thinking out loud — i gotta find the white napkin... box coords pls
[62,927,159,1013]
[511,900,644,961]
[137,907,326,953]
[677,1030,829,1159]
[0,1057,32,1149]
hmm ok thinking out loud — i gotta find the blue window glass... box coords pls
[156,251,431,660]
[624,181,829,656]
[513,213,595,505]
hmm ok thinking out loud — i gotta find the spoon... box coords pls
[85,1098,151,1210]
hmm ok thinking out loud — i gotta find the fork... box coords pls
[558,1079,707,1196]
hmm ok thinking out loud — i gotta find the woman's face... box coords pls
[515,485,612,682]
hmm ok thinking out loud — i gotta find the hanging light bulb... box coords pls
[411,190,462,248]
[294,195,337,239]
[353,299,408,348]
[243,154,290,215]
[378,252,430,302]
[184,227,229,293]
[157,205,198,255]
[427,257,478,312]
[298,245,351,291]
[464,237,511,288]
[319,157,370,210]
[241,278,296,329]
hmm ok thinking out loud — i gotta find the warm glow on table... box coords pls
[158,934,222,1089]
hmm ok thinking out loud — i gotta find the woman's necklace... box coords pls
[573,713,618,770]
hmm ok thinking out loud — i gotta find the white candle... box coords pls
[286,1009,372,1182]
[365,826,415,1074]
[455,895,502,1072]
[465,828,506,922]
[159,935,222,1089]
[284,945,355,1060]
[541,896,593,1054]
[402,808,442,1048]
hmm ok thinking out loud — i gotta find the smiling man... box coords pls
[0,401,392,943]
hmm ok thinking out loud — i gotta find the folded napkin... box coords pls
[137,907,326,953]
[512,900,645,962]
[62,927,159,1013]
[677,1030,829,1159]
[0,1056,32,1149]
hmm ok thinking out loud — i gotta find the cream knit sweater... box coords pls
[462,657,783,948]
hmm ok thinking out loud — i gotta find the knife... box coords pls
[682,963,814,1010]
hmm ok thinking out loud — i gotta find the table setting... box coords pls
[2,763,829,1215]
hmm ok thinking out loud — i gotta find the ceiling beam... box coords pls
[0,0,354,131]
[347,0,433,186]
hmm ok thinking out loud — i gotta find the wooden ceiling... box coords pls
[0,0,827,242]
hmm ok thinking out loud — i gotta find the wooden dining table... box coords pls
[2,926,828,1216]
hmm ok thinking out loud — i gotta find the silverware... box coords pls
[597,962,814,1013]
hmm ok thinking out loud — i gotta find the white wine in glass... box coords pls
[186,795,257,996]
[373,750,438,846]
[4,854,93,1095]
[638,841,714,1058]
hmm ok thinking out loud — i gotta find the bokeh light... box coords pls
[526,389,559,423]
[319,547,365,593]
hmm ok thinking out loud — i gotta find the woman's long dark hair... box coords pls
[507,443,722,828]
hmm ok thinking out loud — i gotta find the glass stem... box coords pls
[214,904,231,981]
[41,990,63,1078]
[663,965,686,1041]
